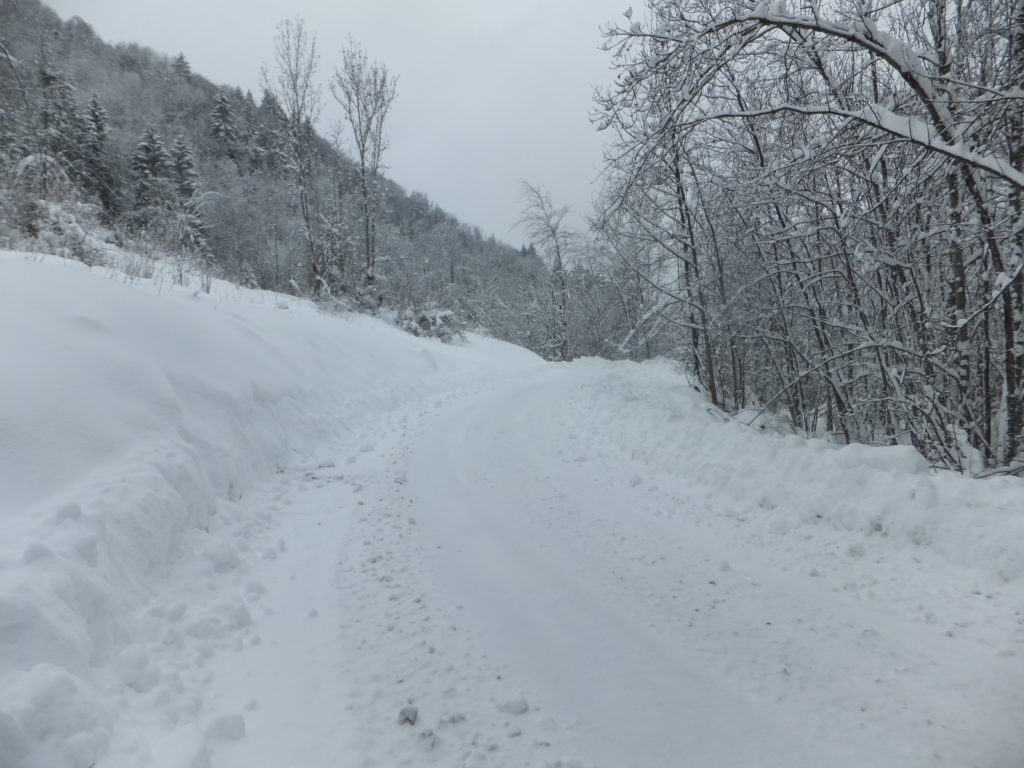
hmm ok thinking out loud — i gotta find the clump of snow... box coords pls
[416,728,440,751]
[205,713,246,742]
[497,697,530,715]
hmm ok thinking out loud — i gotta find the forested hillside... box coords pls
[0,0,554,344]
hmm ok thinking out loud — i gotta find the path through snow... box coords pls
[120,365,1024,768]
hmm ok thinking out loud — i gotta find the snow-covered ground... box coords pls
[1,250,1022,768]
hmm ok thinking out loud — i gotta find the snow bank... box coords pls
[563,357,1024,583]
[0,251,539,768]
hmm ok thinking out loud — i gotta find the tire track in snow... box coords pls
[333,391,590,767]
[401,368,1023,768]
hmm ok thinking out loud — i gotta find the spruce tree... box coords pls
[37,60,88,187]
[131,124,170,209]
[209,92,238,163]
[238,92,263,172]
[85,96,108,148]
[82,95,117,216]
[171,53,191,81]
[255,89,285,173]
[169,135,209,255]
[169,134,198,201]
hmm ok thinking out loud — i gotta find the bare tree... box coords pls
[261,17,326,295]
[597,0,1024,469]
[330,38,397,294]
[519,182,574,361]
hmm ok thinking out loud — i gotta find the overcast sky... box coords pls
[44,0,628,245]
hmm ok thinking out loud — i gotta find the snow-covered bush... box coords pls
[397,306,464,343]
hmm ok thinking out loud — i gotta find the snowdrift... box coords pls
[0,251,540,768]
[563,358,1024,582]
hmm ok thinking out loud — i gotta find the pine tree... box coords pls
[169,134,198,201]
[209,93,237,144]
[168,135,209,256]
[235,91,268,173]
[172,53,191,81]
[37,58,88,187]
[131,124,170,209]
[238,92,262,172]
[0,40,25,159]
[255,89,285,173]
[209,92,238,160]
[85,95,108,149]
[81,95,117,216]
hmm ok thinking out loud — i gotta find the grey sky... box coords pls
[44,0,629,245]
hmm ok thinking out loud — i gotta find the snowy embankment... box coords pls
[0,251,539,768]
[1,250,1022,768]
[567,359,1024,582]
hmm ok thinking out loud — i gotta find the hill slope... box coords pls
[0,0,550,348]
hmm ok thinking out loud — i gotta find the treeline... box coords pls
[510,0,1023,471]
[582,0,1024,470]
[0,0,562,346]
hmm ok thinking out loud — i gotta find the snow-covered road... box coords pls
[4,253,1022,768]
[199,364,1022,768]
[406,370,833,768]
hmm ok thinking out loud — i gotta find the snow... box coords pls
[1,250,1022,768]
